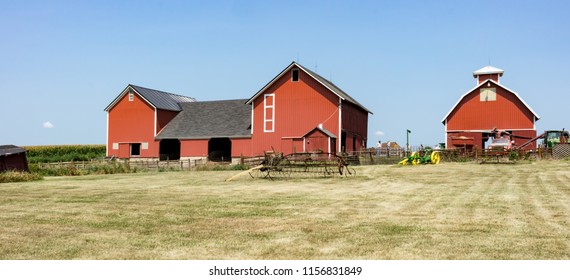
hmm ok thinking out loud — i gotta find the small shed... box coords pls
[0,145,29,172]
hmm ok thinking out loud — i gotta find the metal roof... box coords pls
[156,99,251,139]
[473,65,504,77]
[105,84,196,112]
[0,145,26,156]
[246,62,372,114]
[304,126,337,138]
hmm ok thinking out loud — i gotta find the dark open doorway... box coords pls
[208,138,231,162]
[160,139,180,160]
[341,131,347,153]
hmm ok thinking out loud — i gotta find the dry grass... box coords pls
[0,161,569,259]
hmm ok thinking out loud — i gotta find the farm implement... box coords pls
[226,152,356,181]
[398,149,441,165]
[480,128,569,163]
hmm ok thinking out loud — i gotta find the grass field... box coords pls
[1,161,569,259]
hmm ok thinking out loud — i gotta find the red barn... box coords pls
[442,66,540,150]
[105,85,196,159]
[246,62,371,156]
[105,62,371,162]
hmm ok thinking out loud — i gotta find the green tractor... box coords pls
[399,148,441,165]
[544,130,569,148]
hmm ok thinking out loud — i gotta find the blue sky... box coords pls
[1,1,569,147]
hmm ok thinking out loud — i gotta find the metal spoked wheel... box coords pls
[275,158,292,178]
[430,151,441,164]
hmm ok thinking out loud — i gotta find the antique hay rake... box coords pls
[248,152,356,180]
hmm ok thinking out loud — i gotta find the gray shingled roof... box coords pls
[105,84,196,112]
[305,126,337,138]
[247,61,372,114]
[0,145,26,156]
[156,99,251,139]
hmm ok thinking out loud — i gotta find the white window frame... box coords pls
[264,93,275,132]
[480,87,496,102]
[129,93,134,102]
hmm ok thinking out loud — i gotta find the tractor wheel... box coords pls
[410,152,420,165]
[430,151,441,164]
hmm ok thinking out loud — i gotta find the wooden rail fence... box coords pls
[37,158,206,171]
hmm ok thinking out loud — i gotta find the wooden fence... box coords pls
[35,145,568,173]
[37,158,207,171]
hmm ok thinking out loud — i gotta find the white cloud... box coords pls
[375,130,385,136]
[42,121,54,129]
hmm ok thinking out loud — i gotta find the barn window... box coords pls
[264,94,275,132]
[131,143,141,157]
[292,69,299,82]
[480,87,496,101]
[129,93,134,102]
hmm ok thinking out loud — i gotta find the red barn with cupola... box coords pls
[442,66,540,150]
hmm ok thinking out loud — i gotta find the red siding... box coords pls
[179,138,252,157]
[447,85,535,131]
[305,130,331,153]
[107,93,158,158]
[251,68,340,155]
[477,74,500,84]
[447,132,482,149]
[231,138,252,157]
[180,139,208,157]
[342,102,369,151]
[157,109,179,134]
[512,130,537,150]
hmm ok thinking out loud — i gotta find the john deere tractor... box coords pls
[399,148,441,165]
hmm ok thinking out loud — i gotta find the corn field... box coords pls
[24,145,106,163]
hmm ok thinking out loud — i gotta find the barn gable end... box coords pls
[246,62,371,155]
[442,67,540,150]
[105,85,196,159]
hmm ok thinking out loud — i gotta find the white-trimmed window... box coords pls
[129,92,134,102]
[480,87,496,102]
[264,94,275,132]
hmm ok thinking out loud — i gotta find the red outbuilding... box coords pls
[442,66,540,150]
[105,62,371,162]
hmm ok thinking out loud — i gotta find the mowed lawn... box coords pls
[1,161,569,259]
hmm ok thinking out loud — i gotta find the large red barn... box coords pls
[442,66,540,150]
[246,62,371,156]
[105,62,371,162]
